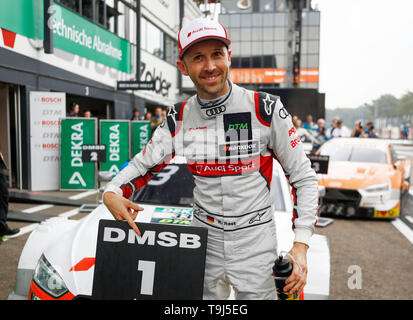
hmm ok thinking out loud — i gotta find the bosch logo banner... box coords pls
[41,97,63,103]
[92,220,208,299]
[29,91,66,191]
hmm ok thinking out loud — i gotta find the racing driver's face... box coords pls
[177,39,231,100]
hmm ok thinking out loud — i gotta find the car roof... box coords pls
[169,155,188,164]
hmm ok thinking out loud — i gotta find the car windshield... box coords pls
[133,164,195,207]
[319,144,387,164]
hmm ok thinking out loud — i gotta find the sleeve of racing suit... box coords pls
[103,118,174,199]
[269,99,318,247]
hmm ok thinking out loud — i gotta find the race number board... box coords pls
[92,220,208,300]
[307,154,329,174]
[82,145,106,163]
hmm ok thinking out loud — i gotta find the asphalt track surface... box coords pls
[1,143,413,300]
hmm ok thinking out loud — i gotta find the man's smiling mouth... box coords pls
[201,74,221,82]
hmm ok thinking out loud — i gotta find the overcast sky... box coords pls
[312,0,413,110]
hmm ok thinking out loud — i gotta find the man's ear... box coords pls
[227,48,232,66]
[176,59,189,76]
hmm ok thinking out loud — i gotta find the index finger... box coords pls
[124,213,141,237]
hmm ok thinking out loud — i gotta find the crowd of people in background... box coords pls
[140,109,388,153]
[66,102,169,135]
[130,106,167,138]
[67,101,406,148]
[66,102,93,118]
[292,114,381,154]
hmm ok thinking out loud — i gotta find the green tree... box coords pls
[397,91,413,116]
[371,94,398,118]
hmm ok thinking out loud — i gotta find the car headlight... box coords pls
[33,254,68,298]
[364,183,390,193]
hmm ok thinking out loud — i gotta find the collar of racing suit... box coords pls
[196,79,233,119]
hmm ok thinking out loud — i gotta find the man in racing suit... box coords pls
[103,18,318,300]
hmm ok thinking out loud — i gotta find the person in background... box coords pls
[313,126,328,153]
[316,118,326,138]
[67,102,79,117]
[83,109,92,118]
[292,115,299,128]
[400,120,411,139]
[296,118,321,147]
[144,112,152,121]
[326,116,339,139]
[0,149,20,243]
[131,108,142,121]
[351,120,367,138]
[331,119,350,138]
[364,122,379,138]
[151,107,164,131]
[317,118,325,130]
[303,115,318,135]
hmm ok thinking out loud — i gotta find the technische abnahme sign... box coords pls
[51,3,131,73]
[0,2,131,73]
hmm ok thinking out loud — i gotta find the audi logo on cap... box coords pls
[206,105,226,117]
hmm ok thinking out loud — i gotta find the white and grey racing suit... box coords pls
[103,81,318,300]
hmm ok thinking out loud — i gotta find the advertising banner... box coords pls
[100,120,130,176]
[0,2,131,73]
[51,4,132,73]
[131,121,152,156]
[229,68,320,84]
[60,118,97,190]
[299,68,319,83]
[229,68,287,84]
[30,91,66,191]
[0,0,43,40]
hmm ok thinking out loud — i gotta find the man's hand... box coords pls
[284,242,309,296]
[103,192,144,236]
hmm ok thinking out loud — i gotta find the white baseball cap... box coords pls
[178,18,231,59]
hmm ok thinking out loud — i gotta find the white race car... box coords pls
[8,158,330,300]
